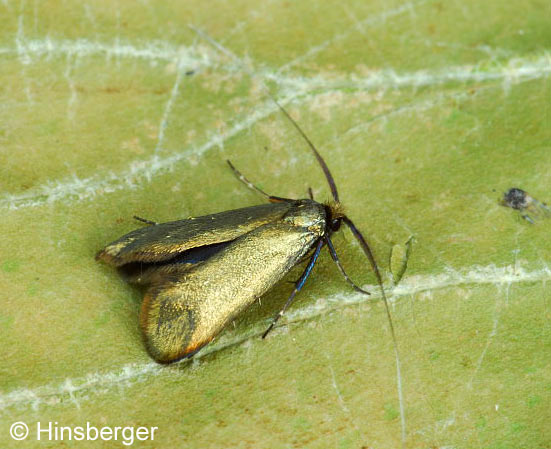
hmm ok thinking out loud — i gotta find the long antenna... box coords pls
[189,25,406,442]
[226,160,292,203]
[343,217,406,443]
[272,100,340,203]
[188,25,340,203]
[324,235,371,295]
[276,87,406,441]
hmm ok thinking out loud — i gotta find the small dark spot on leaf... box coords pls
[103,86,122,94]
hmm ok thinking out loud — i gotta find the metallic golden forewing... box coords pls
[96,202,293,267]
[140,200,326,363]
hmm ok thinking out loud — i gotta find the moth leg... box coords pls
[262,239,324,338]
[520,213,535,224]
[286,246,318,283]
[325,236,370,295]
[133,215,158,226]
[226,160,292,203]
[308,187,314,200]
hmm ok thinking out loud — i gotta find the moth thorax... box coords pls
[283,200,326,233]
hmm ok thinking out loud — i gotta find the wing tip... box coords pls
[144,343,205,364]
[95,248,124,267]
[140,289,208,364]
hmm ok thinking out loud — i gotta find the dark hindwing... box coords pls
[118,240,233,285]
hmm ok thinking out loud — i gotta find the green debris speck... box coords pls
[383,403,399,421]
[2,260,20,273]
[527,395,542,408]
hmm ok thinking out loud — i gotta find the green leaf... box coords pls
[1,1,550,448]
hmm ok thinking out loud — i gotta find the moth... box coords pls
[96,103,391,364]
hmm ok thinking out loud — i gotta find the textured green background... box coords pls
[1,0,550,448]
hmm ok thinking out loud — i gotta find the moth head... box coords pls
[325,201,345,233]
